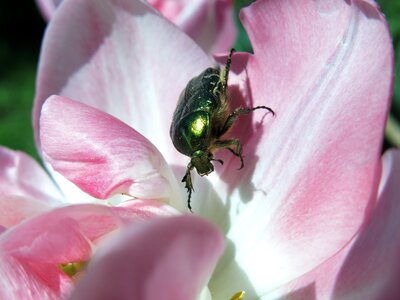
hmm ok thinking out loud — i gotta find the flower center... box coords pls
[230,290,245,300]
[59,261,87,278]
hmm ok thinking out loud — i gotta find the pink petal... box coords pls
[265,149,400,299]
[0,204,117,299]
[114,199,179,222]
[1,202,177,260]
[0,252,72,300]
[0,205,115,262]
[0,196,51,229]
[0,147,62,204]
[35,0,235,54]
[150,0,236,53]
[35,0,61,21]
[0,147,63,228]
[69,215,224,300]
[208,0,237,53]
[34,0,211,166]
[208,0,394,296]
[0,201,174,299]
[40,95,183,209]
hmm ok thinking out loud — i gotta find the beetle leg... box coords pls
[182,163,195,212]
[212,139,244,170]
[218,106,275,137]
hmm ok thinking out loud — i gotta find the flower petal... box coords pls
[0,201,174,299]
[0,252,72,300]
[36,0,236,54]
[35,0,61,21]
[207,0,394,296]
[114,199,179,222]
[0,147,62,228]
[34,0,211,165]
[69,215,224,300]
[0,147,62,204]
[1,205,116,262]
[265,149,400,299]
[0,196,51,229]
[40,95,184,210]
[0,204,119,299]
[150,0,236,54]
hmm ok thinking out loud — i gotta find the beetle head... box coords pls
[191,150,214,176]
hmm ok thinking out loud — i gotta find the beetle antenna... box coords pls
[222,48,236,93]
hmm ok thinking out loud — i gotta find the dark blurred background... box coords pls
[0,0,399,162]
[0,1,44,159]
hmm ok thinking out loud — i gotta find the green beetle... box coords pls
[170,49,274,211]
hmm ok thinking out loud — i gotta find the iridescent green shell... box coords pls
[170,68,223,156]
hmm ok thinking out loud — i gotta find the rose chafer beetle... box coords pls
[170,49,274,211]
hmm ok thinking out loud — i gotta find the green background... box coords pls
[0,0,399,162]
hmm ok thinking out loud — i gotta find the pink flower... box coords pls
[0,147,61,228]
[34,0,61,20]
[0,147,184,299]
[2,0,395,298]
[72,150,400,299]
[34,0,236,53]
[0,147,223,300]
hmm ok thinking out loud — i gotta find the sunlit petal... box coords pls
[0,146,62,204]
[34,0,211,167]
[40,95,184,210]
[265,149,400,299]
[206,0,394,297]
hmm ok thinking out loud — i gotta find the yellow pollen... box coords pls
[59,261,86,278]
[191,116,206,136]
[230,290,245,300]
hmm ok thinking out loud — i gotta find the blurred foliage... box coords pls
[0,0,399,163]
[378,0,400,117]
[233,0,254,53]
[0,1,45,160]
[377,0,400,148]
[0,55,38,158]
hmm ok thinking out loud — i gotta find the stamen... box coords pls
[230,290,245,300]
[59,261,86,278]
